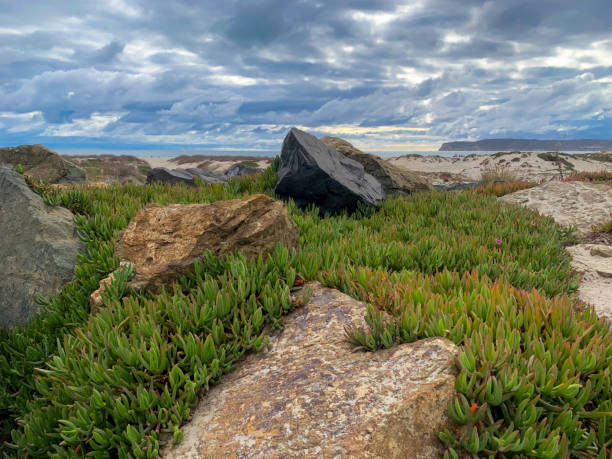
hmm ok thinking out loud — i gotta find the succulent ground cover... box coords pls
[0,159,609,458]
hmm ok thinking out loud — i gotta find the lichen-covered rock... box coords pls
[162,282,459,458]
[0,144,86,184]
[275,128,384,215]
[0,167,84,328]
[320,136,433,195]
[114,194,299,292]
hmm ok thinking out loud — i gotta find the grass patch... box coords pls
[564,171,612,185]
[480,165,519,184]
[537,152,576,172]
[471,180,539,197]
[1,158,607,458]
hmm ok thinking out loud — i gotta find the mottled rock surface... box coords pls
[162,282,459,459]
[0,144,86,184]
[115,194,299,292]
[320,136,433,195]
[500,181,612,237]
[568,244,612,322]
[0,167,84,328]
[275,128,384,215]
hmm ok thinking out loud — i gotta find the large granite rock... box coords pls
[162,282,459,458]
[146,167,226,186]
[275,128,384,215]
[114,194,299,292]
[0,144,86,184]
[320,136,433,195]
[0,167,84,328]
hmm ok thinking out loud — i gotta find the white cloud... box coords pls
[42,112,124,137]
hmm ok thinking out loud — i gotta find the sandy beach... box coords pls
[388,151,612,185]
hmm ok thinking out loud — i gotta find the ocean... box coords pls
[58,148,604,159]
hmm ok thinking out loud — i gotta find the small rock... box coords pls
[591,246,612,258]
[113,194,299,292]
[0,144,86,184]
[225,163,260,178]
[597,269,612,279]
[146,167,198,186]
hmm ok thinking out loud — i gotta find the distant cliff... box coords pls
[439,139,612,152]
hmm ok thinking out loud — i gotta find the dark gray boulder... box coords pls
[146,167,197,186]
[275,128,384,215]
[185,168,227,183]
[147,167,227,186]
[58,158,87,184]
[226,163,260,178]
[0,144,86,184]
[0,167,84,329]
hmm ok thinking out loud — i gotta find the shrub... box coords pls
[470,180,539,197]
[480,165,518,184]
[564,171,612,185]
[15,164,25,174]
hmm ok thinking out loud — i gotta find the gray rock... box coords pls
[146,167,227,186]
[58,158,87,185]
[320,136,433,195]
[184,168,227,183]
[225,163,259,178]
[0,144,86,184]
[146,167,197,186]
[0,167,84,328]
[275,128,384,215]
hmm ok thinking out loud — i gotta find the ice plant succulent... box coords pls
[1,158,604,459]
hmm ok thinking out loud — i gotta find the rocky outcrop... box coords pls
[275,128,384,215]
[146,167,227,185]
[162,282,459,458]
[114,194,298,292]
[0,144,86,184]
[320,136,433,195]
[500,181,612,237]
[567,244,612,322]
[0,167,84,328]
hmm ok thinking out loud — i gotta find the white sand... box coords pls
[389,151,612,185]
[500,181,612,236]
[566,244,612,322]
[500,181,612,321]
[138,156,272,174]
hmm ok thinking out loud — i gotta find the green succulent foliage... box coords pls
[0,155,607,458]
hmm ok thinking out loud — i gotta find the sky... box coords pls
[0,0,611,154]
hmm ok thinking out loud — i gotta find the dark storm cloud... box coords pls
[0,0,610,150]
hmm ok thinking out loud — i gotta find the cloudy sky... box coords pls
[1,0,611,154]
